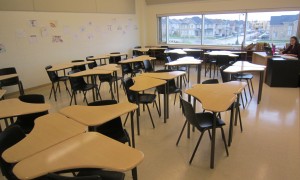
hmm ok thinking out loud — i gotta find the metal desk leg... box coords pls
[164,84,167,123]
[91,75,96,102]
[114,71,119,102]
[210,112,217,169]
[197,64,202,84]
[135,92,140,135]
[166,81,170,119]
[258,71,264,104]
[228,102,235,146]
[132,167,138,180]
[130,111,136,148]
[187,95,191,139]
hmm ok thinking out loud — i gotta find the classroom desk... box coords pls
[224,61,266,104]
[130,76,166,134]
[87,55,110,65]
[0,74,18,81]
[165,57,203,83]
[192,81,247,146]
[2,113,87,163]
[118,55,156,64]
[13,132,144,180]
[204,51,240,57]
[0,98,50,119]
[141,71,186,120]
[47,61,93,72]
[185,85,237,169]
[164,49,187,55]
[68,69,114,101]
[59,102,138,147]
[0,89,6,99]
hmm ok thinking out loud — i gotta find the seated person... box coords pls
[281,36,300,59]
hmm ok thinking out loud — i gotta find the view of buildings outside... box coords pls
[160,11,299,48]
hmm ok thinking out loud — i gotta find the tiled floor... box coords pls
[1,65,300,180]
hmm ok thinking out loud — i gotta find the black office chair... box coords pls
[68,70,100,105]
[88,100,131,146]
[233,73,254,99]
[45,65,71,101]
[143,60,154,72]
[120,63,140,78]
[176,97,229,164]
[14,94,49,134]
[98,74,116,100]
[123,78,160,132]
[71,60,86,71]
[109,52,121,64]
[0,125,26,180]
[86,56,98,69]
[154,70,182,110]
[202,79,219,84]
[0,67,24,95]
[165,56,188,85]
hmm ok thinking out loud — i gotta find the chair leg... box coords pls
[4,118,9,128]
[174,93,177,105]
[208,129,212,140]
[221,127,229,156]
[146,104,155,128]
[158,94,161,116]
[189,132,204,164]
[154,101,161,117]
[63,81,71,97]
[176,120,188,146]
[250,79,254,94]
[83,91,89,105]
[124,111,135,126]
[241,93,246,109]
[243,89,248,104]
[246,79,252,99]
[238,108,243,132]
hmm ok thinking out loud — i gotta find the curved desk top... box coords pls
[47,61,93,72]
[204,51,239,57]
[165,57,202,66]
[94,64,120,71]
[0,98,50,119]
[140,71,186,80]
[87,55,110,60]
[131,76,166,92]
[185,85,237,112]
[232,61,266,68]
[224,65,265,73]
[68,69,113,77]
[192,81,247,94]
[164,49,187,55]
[119,55,156,64]
[2,113,87,163]
[0,74,18,81]
[59,103,138,126]
[107,53,128,57]
[13,132,144,180]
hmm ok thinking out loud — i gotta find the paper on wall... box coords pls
[52,35,63,43]
[15,29,27,38]
[29,35,38,43]
[40,27,49,37]
[29,20,38,27]
[0,44,6,53]
[49,20,58,28]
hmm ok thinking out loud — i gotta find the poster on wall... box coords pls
[29,35,38,44]
[40,27,49,37]
[49,20,58,28]
[29,20,38,27]
[0,44,6,53]
[52,35,63,43]
[15,29,27,38]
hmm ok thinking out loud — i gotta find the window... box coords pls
[203,13,245,45]
[158,11,300,47]
[246,11,299,48]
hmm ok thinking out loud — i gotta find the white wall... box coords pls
[144,0,300,45]
[0,11,140,92]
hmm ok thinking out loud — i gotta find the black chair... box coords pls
[45,65,71,101]
[71,60,86,71]
[109,52,121,64]
[88,100,131,146]
[143,60,154,72]
[165,56,188,85]
[98,74,116,100]
[220,65,247,109]
[123,78,160,132]
[86,56,98,69]
[14,94,49,134]
[0,67,24,95]
[120,63,140,78]
[0,125,26,180]
[233,73,254,99]
[176,97,229,164]
[38,173,102,180]
[202,79,219,84]
[68,70,100,105]
[154,70,182,110]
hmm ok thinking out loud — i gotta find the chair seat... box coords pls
[77,169,125,180]
[234,73,253,79]
[138,94,156,103]
[195,112,225,131]
[57,76,68,81]
[81,84,97,91]
[14,119,34,134]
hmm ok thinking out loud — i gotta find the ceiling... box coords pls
[146,0,216,5]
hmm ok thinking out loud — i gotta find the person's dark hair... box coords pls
[290,36,299,45]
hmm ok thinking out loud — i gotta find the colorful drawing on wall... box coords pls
[0,44,6,53]
[29,20,38,27]
[52,35,63,43]
[40,27,49,37]
[49,20,57,28]
[29,35,38,44]
[15,29,27,38]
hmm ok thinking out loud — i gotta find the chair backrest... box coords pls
[0,67,19,87]
[202,79,219,84]
[154,70,177,94]
[219,65,231,83]
[161,46,169,48]
[68,70,87,91]
[45,65,59,82]
[179,97,201,130]
[165,56,172,63]
[121,63,133,74]
[109,52,121,64]
[40,173,102,180]
[215,55,230,66]
[86,56,97,69]
[122,78,136,103]
[71,60,86,71]
[88,100,126,142]
[143,60,153,72]
[0,125,26,179]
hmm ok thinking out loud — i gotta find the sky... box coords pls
[169,11,299,21]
